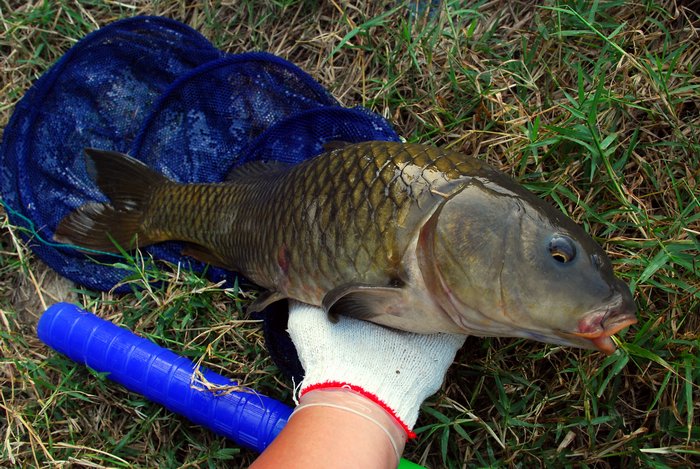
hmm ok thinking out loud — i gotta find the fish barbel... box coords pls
[55,141,636,353]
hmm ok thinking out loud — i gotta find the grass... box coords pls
[1,0,698,467]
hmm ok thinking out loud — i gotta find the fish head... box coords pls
[417,175,637,354]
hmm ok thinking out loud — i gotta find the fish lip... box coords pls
[558,298,637,354]
[571,313,638,339]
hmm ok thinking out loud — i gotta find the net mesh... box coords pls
[1,16,400,381]
[1,16,399,292]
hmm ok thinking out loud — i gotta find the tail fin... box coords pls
[54,149,168,252]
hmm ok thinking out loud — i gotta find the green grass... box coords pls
[1,1,699,467]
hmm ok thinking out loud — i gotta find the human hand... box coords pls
[286,300,466,439]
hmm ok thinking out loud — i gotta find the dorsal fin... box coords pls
[225,160,290,182]
[322,140,352,152]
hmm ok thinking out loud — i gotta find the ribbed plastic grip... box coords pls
[37,302,291,453]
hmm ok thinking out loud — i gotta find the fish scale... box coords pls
[150,141,469,303]
[54,141,636,352]
[272,145,402,297]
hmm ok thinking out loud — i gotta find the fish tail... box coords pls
[54,149,167,252]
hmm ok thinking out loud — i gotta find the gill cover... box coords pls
[417,175,636,348]
[417,180,519,337]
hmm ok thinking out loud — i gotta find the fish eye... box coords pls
[549,235,576,263]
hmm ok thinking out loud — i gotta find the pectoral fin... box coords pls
[322,283,405,324]
[321,282,465,334]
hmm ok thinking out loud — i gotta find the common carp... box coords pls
[55,141,637,354]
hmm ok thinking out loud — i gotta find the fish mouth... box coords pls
[561,300,637,355]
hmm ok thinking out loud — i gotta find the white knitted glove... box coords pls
[287,300,466,438]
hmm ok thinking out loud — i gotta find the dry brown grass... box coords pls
[2,1,699,467]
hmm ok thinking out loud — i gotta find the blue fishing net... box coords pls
[1,16,400,380]
[1,16,399,289]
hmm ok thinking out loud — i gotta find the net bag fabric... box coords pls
[1,16,400,381]
[1,16,224,290]
[1,16,399,290]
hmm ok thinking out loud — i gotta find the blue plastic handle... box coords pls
[37,302,292,453]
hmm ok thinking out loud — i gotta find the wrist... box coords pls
[292,387,407,464]
[300,381,416,439]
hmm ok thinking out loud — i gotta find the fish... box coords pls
[54,141,637,354]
